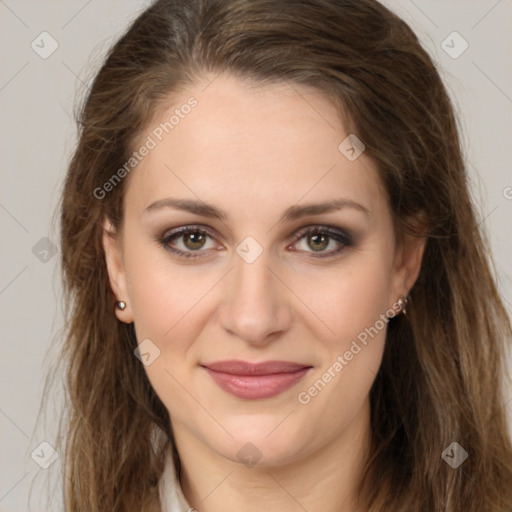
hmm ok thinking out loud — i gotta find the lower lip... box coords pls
[204,367,311,400]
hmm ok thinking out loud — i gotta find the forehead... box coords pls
[124,73,387,221]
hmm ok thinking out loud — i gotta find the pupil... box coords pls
[185,232,205,250]
[309,233,328,251]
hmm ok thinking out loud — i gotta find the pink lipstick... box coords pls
[202,360,312,400]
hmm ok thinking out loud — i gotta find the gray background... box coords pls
[1,1,511,510]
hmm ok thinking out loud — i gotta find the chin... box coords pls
[208,411,318,468]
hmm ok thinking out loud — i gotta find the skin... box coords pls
[103,73,426,512]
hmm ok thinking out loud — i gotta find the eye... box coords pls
[157,226,219,258]
[290,225,353,258]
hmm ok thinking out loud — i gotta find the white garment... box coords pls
[158,446,193,512]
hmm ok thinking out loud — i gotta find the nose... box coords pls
[218,248,293,347]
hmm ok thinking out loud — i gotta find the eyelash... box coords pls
[156,224,353,260]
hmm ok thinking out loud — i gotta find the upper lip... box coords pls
[202,360,312,376]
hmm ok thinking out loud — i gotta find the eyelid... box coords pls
[287,225,353,259]
[291,224,352,244]
[158,225,221,257]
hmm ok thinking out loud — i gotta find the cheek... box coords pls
[122,247,217,417]
[290,252,392,419]
[288,250,394,347]
[123,241,215,344]
[121,244,231,410]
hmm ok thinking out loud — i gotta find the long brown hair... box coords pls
[45,0,512,510]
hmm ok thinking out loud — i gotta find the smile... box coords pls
[201,360,313,400]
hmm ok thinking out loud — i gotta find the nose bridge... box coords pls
[219,239,291,344]
[233,247,272,302]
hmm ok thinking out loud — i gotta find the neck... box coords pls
[171,398,372,512]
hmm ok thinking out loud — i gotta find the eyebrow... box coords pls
[144,197,370,222]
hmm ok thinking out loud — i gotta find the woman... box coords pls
[50,0,512,510]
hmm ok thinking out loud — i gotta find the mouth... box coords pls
[201,360,313,400]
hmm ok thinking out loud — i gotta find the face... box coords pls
[103,73,425,467]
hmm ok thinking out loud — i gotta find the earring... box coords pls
[116,300,127,311]
[397,295,409,315]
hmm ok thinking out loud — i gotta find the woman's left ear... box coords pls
[102,217,134,323]
[389,214,428,304]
